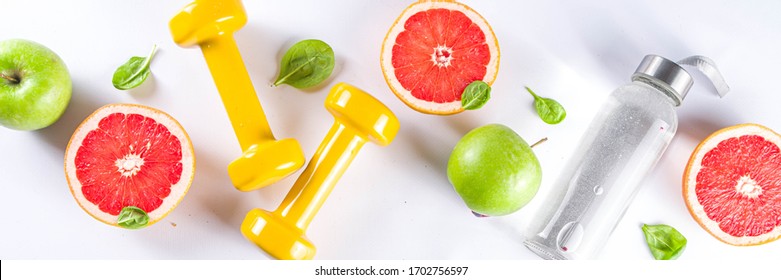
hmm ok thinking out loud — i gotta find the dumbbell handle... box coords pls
[274,122,366,230]
[200,36,274,151]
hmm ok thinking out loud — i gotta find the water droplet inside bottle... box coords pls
[593,185,604,195]
[556,221,584,253]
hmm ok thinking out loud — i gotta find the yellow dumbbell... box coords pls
[241,83,400,260]
[169,0,305,191]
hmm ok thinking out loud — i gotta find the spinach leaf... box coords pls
[526,86,566,124]
[461,81,491,110]
[112,44,158,90]
[642,224,687,260]
[273,39,335,89]
[117,206,149,229]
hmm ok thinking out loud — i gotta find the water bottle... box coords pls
[523,55,729,259]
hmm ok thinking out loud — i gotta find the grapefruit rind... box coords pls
[683,123,781,246]
[380,0,500,115]
[64,104,195,227]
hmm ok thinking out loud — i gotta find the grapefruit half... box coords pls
[64,104,195,229]
[683,123,781,245]
[381,0,500,115]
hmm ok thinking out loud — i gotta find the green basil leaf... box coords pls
[273,39,335,89]
[112,44,158,90]
[642,224,687,260]
[117,206,150,229]
[526,86,566,124]
[461,81,491,110]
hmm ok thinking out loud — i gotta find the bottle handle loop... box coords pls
[677,56,730,98]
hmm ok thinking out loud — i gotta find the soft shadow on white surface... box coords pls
[127,72,158,99]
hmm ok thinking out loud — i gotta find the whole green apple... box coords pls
[0,39,72,131]
[447,124,542,216]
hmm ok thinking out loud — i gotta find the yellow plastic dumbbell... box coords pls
[169,0,305,191]
[241,83,400,260]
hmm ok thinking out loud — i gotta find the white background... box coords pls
[1,0,780,260]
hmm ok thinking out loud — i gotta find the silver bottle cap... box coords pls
[631,55,693,106]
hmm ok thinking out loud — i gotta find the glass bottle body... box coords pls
[524,81,678,259]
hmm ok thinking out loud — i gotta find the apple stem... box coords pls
[530,137,548,149]
[0,73,18,83]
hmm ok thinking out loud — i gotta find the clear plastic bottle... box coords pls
[523,55,728,259]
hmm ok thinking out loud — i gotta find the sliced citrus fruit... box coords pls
[380,0,499,115]
[683,123,781,245]
[64,104,195,229]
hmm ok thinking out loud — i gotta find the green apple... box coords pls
[447,124,542,216]
[0,39,72,131]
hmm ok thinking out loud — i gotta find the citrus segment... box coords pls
[65,104,194,228]
[381,0,499,115]
[683,123,781,245]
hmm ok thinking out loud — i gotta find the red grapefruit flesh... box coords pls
[683,123,781,245]
[64,104,194,228]
[381,0,499,115]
